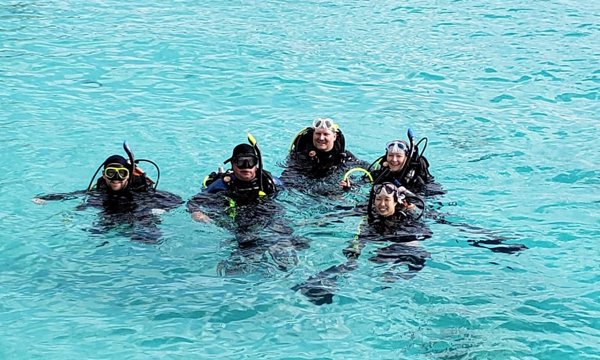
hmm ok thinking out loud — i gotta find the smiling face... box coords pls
[386,151,407,172]
[102,164,130,192]
[312,128,337,152]
[374,192,397,217]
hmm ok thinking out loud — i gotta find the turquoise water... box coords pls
[1,0,599,358]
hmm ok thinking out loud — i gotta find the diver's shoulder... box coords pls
[204,178,229,194]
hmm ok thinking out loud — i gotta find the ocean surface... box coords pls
[1,0,598,359]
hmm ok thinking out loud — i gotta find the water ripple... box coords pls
[1,0,599,359]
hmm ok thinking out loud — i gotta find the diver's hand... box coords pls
[191,211,211,223]
[342,247,359,260]
[32,197,47,205]
[339,178,351,190]
[397,186,416,197]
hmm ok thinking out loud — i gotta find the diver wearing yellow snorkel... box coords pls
[187,141,282,223]
[187,136,308,276]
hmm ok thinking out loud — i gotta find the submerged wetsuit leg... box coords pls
[369,243,430,281]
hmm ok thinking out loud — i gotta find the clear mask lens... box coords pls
[386,140,408,154]
[374,183,396,196]
[312,118,335,131]
[104,167,129,180]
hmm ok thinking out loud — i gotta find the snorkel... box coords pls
[85,141,160,192]
[247,133,266,197]
[123,141,135,177]
[87,164,104,192]
[124,141,161,190]
[407,128,415,155]
[397,128,415,181]
[342,168,373,183]
[391,127,428,183]
[123,140,161,190]
[407,127,429,167]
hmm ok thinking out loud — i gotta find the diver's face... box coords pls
[102,165,129,192]
[232,163,257,182]
[374,193,396,217]
[386,151,407,172]
[312,128,337,152]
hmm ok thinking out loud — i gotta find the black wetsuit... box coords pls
[37,176,182,244]
[187,170,309,275]
[426,210,528,254]
[282,127,368,192]
[344,214,432,278]
[292,209,431,305]
[370,155,444,196]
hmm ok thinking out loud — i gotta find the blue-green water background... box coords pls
[1,0,599,359]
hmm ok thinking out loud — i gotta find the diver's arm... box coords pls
[191,210,211,223]
[151,190,184,211]
[187,178,232,222]
[187,192,226,223]
[341,218,369,260]
[33,190,87,204]
[187,194,211,223]
[427,209,527,254]
[343,150,370,169]
[342,238,366,260]
[271,175,284,188]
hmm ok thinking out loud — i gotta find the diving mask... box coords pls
[386,140,409,154]
[233,156,258,169]
[103,167,129,180]
[373,183,397,196]
[312,117,336,132]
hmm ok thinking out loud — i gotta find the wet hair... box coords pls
[103,155,128,167]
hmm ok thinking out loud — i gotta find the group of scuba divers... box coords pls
[35,118,527,305]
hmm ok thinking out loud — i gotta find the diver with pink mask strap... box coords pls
[341,129,443,196]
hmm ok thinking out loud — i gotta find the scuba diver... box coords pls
[293,179,528,305]
[188,142,281,222]
[293,182,431,305]
[338,128,525,254]
[341,128,443,196]
[187,135,309,276]
[344,182,431,274]
[282,118,368,191]
[33,142,183,244]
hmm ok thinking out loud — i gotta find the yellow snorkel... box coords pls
[247,133,266,197]
[342,167,373,183]
[341,167,373,190]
